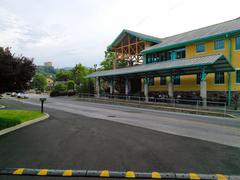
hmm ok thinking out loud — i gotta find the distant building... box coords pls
[44,62,53,67]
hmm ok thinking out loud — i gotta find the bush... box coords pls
[54,83,67,92]
[67,80,75,90]
[50,83,67,97]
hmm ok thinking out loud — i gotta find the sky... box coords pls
[0,0,240,68]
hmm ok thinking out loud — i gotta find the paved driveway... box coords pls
[0,99,240,179]
[10,94,240,148]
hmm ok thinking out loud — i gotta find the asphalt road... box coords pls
[11,94,240,148]
[0,98,240,179]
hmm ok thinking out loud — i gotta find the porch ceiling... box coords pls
[87,54,234,78]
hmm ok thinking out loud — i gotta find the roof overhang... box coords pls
[88,54,234,78]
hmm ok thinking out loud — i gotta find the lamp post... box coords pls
[39,98,47,113]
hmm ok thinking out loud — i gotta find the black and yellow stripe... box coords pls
[0,168,237,179]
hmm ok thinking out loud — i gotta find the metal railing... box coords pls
[78,93,227,116]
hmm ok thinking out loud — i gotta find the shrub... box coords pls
[54,83,67,92]
[50,83,67,97]
[67,80,75,90]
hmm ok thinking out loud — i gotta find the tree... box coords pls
[0,47,36,93]
[71,64,94,93]
[53,83,67,92]
[100,51,128,70]
[36,66,56,77]
[55,70,72,81]
[67,80,75,90]
[32,74,47,91]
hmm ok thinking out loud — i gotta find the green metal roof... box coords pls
[87,54,234,78]
[142,17,240,54]
[107,29,161,50]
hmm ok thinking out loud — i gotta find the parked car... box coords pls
[36,90,41,94]
[11,92,17,97]
[17,93,28,99]
[67,90,76,96]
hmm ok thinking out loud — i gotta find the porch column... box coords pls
[96,77,100,97]
[144,76,149,102]
[109,78,114,95]
[168,76,174,98]
[125,77,129,96]
[200,67,207,107]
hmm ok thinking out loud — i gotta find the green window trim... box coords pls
[196,42,205,53]
[236,36,240,50]
[236,70,240,83]
[215,72,224,84]
[160,76,167,85]
[214,39,224,50]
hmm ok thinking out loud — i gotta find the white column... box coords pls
[200,80,207,107]
[200,67,207,107]
[168,76,174,98]
[125,78,129,96]
[144,76,149,102]
[96,77,100,97]
[109,79,114,95]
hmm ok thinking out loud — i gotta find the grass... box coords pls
[0,110,44,130]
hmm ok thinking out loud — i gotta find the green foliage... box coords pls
[100,51,115,70]
[0,110,43,130]
[32,74,47,91]
[71,64,94,93]
[100,51,128,70]
[67,80,75,90]
[0,47,36,93]
[53,83,67,92]
[36,66,56,77]
[56,70,72,81]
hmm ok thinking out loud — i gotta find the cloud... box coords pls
[0,0,240,68]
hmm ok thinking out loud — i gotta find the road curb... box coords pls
[0,168,239,179]
[0,113,49,136]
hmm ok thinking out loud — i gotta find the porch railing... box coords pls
[78,93,227,116]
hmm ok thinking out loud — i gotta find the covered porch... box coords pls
[88,54,234,107]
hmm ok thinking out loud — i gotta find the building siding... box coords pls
[142,36,240,93]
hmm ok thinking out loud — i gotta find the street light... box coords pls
[39,98,47,113]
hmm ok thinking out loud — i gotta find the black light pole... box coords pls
[39,98,47,113]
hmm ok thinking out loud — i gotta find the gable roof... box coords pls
[142,17,240,54]
[88,54,234,78]
[107,29,161,50]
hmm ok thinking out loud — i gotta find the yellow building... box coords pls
[89,17,240,107]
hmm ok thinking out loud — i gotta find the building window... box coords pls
[148,77,154,86]
[176,49,186,59]
[236,36,240,50]
[173,75,180,85]
[160,76,166,85]
[196,42,205,53]
[215,72,224,84]
[214,39,224,50]
[236,70,240,83]
[196,73,202,84]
